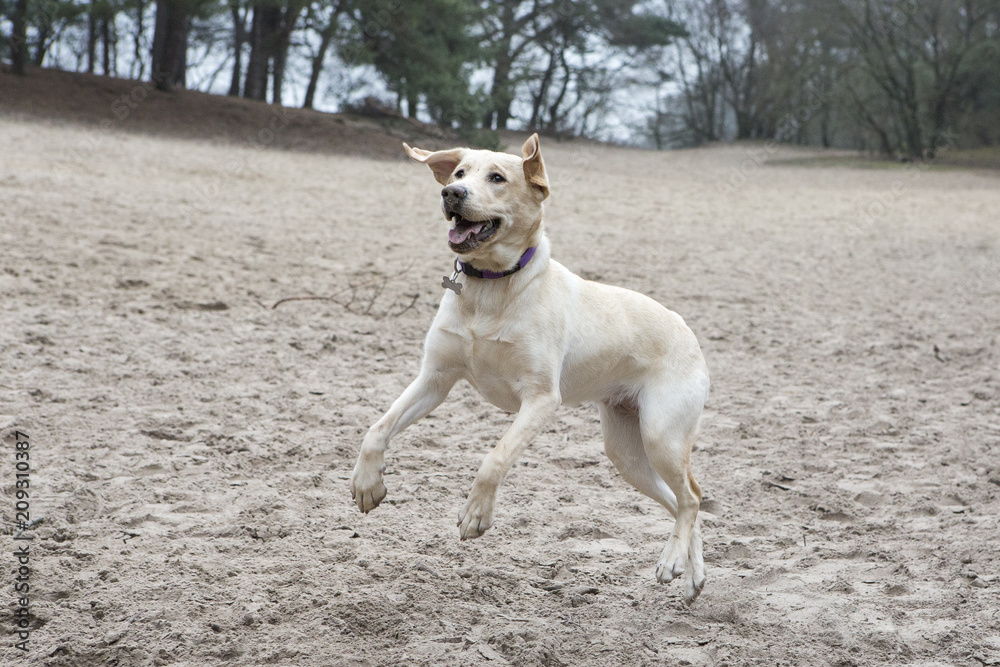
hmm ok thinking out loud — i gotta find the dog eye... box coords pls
[489,173,506,184]
[454,169,465,179]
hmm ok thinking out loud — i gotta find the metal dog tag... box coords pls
[442,259,463,295]
[442,274,463,295]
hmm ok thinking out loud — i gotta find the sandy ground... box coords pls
[1,112,999,667]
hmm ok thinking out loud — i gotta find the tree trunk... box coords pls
[133,1,145,78]
[228,2,246,96]
[244,5,267,100]
[895,68,924,158]
[482,0,529,131]
[270,3,304,106]
[272,47,287,106]
[244,3,279,101]
[87,8,97,73]
[484,35,514,130]
[406,87,419,119]
[492,49,516,130]
[10,0,28,75]
[529,49,557,130]
[303,25,335,109]
[175,20,188,88]
[151,0,188,91]
[101,16,112,75]
[152,4,167,84]
[544,50,571,134]
[32,22,49,66]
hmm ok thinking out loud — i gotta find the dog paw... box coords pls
[683,572,706,605]
[655,541,687,584]
[683,545,706,604]
[457,493,494,540]
[350,459,387,514]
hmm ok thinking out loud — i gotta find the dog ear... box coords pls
[520,133,550,200]
[403,143,465,186]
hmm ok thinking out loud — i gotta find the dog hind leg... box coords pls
[636,379,707,604]
[599,402,679,515]
[601,378,707,604]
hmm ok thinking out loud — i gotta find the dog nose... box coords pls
[441,184,468,204]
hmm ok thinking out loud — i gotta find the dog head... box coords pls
[404,134,549,268]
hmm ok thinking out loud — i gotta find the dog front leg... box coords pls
[351,368,458,513]
[458,391,560,540]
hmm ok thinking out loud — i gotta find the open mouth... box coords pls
[446,212,500,251]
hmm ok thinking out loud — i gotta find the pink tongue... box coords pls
[449,222,486,244]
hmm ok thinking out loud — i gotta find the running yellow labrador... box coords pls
[350,135,711,603]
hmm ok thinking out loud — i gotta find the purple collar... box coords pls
[459,247,537,280]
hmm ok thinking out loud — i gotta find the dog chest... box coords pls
[463,335,528,413]
[435,323,540,412]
